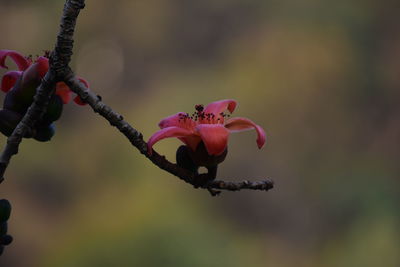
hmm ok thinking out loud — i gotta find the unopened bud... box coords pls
[0,199,11,223]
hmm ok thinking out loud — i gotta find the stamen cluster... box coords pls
[178,104,231,124]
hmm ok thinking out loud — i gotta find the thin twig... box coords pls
[206,179,274,191]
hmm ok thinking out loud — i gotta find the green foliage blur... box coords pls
[0,0,399,266]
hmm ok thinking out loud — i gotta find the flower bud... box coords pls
[0,222,7,236]
[0,109,23,137]
[41,94,63,125]
[1,235,13,246]
[188,141,227,168]
[33,123,55,142]
[0,199,11,223]
[176,145,199,174]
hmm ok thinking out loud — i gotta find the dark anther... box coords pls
[43,50,51,58]
[195,104,204,112]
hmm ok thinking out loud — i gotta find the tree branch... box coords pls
[0,0,274,258]
[0,0,274,195]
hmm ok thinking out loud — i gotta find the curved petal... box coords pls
[73,95,86,105]
[158,112,197,131]
[73,77,89,105]
[195,124,229,156]
[20,56,49,86]
[55,82,72,104]
[225,117,266,149]
[147,126,195,155]
[77,76,90,88]
[203,99,237,115]
[1,71,22,92]
[178,135,202,152]
[35,56,49,78]
[0,50,31,71]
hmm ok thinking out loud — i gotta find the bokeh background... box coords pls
[1,0,399,266]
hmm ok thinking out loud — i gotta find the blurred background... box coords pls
[0,0,399,266]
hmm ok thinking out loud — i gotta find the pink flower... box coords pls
[147,99,266,156]
[0,49,88,105]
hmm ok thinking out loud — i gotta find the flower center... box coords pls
[176,104,231,124]
[178,112,191,122]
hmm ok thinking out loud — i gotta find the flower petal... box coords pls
[147,126,195,155]
[195,124,229,156]
[54,77,90,105]
[158,112,197,131]
[73,95,86,105]
[35,56,49,78]
[225,117,266,149]
[20,56,49,87]
[1,71,22,92]
[0,50,31,71]
[203,99,237,115]
[73,77,90,105]
[77,76,90,88]
[178,135,202,152]
[157,113,200,150]
[55,82,72,104]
